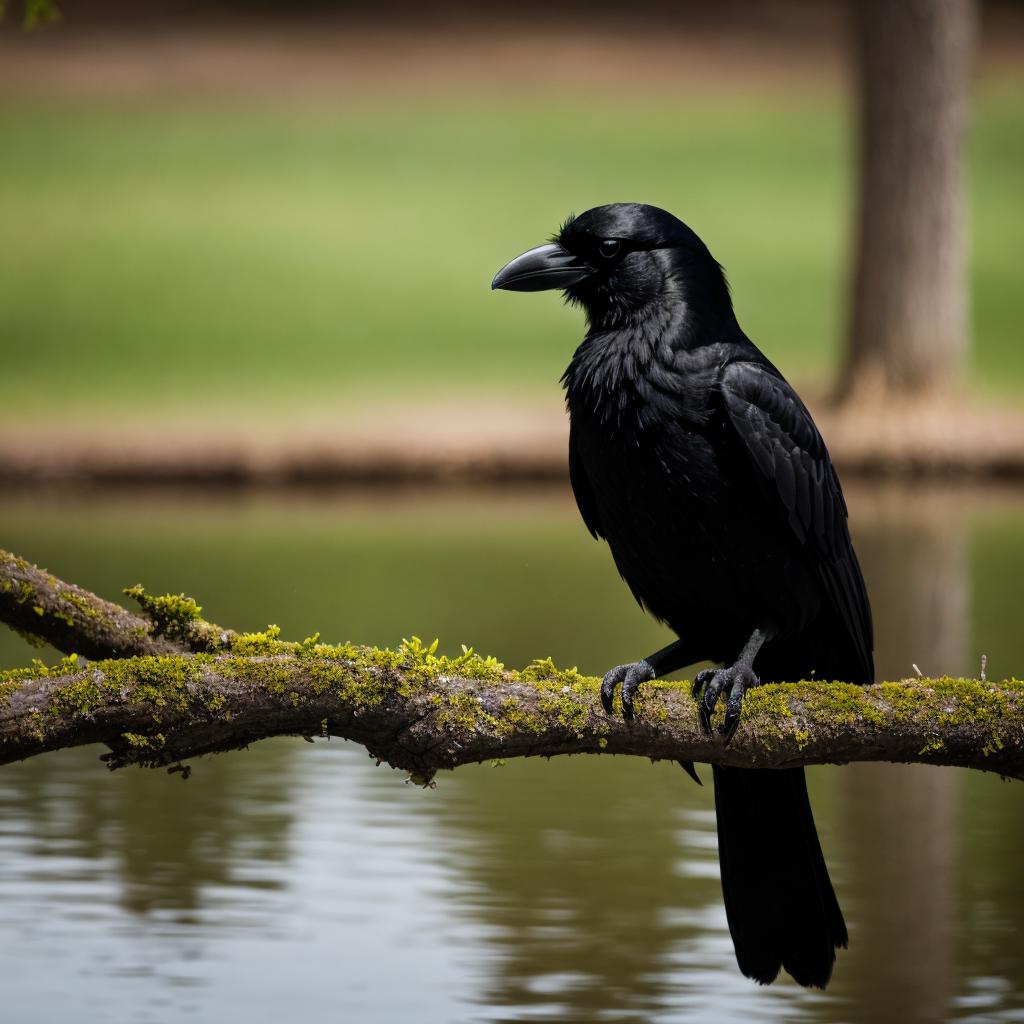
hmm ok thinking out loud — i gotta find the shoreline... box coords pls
[2,398,1022,488]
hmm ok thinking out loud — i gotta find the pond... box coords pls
[1,484,1022,1023]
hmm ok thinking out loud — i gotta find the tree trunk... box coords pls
[842,0,975,401]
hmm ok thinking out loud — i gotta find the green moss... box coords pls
[0,551,35,573]
[876,682,926,719]
[2,614,1021,771]
[0,642,450,727]
[230,624,286,656]
[60,589,103,621]
[494,695,534,735]
[101,655,209,709]
[400,635,440,664]
[982,734,1005,757]
[425,655,597,741]
[124,584,202,638]
[872,677,1023,758]
[304,648,405,705]
[714,677,1019,756]
[435,690,498,732]
[744,685,793,722]
[220,654,293,694]
[0,578,36,610]
[808,681,887,727]
[121,731,166,749]
[0,555,120,649]
[0,677,22,706]
[0,658,53,689]
[536,687,592,739]
[397,636,506,683]
[777,677,1023,758]
[737,685,799,750]
[213,640,444,712]
[0,553,45,611]
[48,675,107,716]
[27,709,45,743]
[25,654,212,724]
[520,656,584,687]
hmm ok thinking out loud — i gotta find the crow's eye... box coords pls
[598,239,621,259]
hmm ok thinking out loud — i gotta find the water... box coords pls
[0,484,1022,1023]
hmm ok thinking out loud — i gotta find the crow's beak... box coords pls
[491,242,595,292]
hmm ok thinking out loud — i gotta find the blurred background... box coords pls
[1,2,1022,1022]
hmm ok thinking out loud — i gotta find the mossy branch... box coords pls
[0,549,234,659]
[1,549,1022,781]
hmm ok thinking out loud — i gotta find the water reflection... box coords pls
[0,485,1022,1023]
[836,488,965,1024]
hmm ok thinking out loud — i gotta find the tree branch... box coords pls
[1,549,1021,780]
[0,549,233,658]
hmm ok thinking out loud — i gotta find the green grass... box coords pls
[0,82,1021,421]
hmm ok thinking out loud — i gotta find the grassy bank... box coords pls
[1,81,1021,423]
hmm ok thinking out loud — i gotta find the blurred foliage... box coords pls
[0,81,1021,422]
[0,0,60,28]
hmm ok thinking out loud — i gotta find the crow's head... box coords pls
[492,203,729,322]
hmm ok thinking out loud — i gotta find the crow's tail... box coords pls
[712,764,847,988]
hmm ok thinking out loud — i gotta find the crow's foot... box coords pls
[692,663,758,742]
[601,660,655,720]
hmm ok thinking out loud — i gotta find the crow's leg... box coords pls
[693,628,771,742]
[601,660,655,720]
[601,637,697,719]
[601,637,703,784]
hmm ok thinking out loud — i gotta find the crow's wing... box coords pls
[720,360,873,680]
[568,428,603,540]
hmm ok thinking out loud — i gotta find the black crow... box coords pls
[492,203,873,988]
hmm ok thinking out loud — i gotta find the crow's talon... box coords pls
[720,672,752,743]
[693,667,724,736]
[601,664,627,714]
[691,672,711,701]
[693,664,758,742]
[601,660,655,720]
[622,661,656,720]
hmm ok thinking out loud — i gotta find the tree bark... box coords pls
[1,548,1021,781]
[842,0,975,400]
[0,549,233,659]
